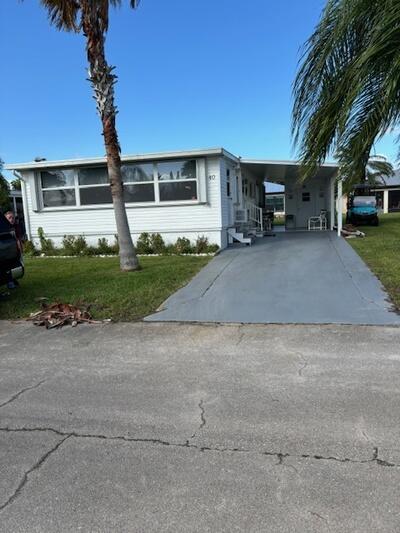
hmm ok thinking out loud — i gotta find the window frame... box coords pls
[37,158,203,211]
[156,159,199,203]
[226,168,231,198]
[76,165,108,207]
[40,169,78,208]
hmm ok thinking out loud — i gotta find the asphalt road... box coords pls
[0,321,400,532]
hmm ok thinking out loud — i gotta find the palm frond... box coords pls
[292,0,400,185]
[39,1,141,33]
[39,0,80,31]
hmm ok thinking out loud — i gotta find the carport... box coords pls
[241,159,343,235]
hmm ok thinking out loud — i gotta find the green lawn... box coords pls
[347,212,400,310]
[273,215,285,226]
[0,256,211,321]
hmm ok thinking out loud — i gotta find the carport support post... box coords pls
[337,178,343,237]
[330,176,335,230]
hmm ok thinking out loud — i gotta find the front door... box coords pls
[296,186,317,228]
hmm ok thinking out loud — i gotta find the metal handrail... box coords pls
[245,201,263,232]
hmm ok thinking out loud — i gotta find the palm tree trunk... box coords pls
[81,4,139,271]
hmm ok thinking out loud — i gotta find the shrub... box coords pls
[193,236,219,254]
[86,246,98,256]
[207,243,219,254]
[37,227,56,255]
[136,232,152,254]
[61,235,75,256]
[62,235,89,256]
[111,234,119,255]
[94,237,118,255]
[97,237,113,255]
[174,237,193,255]
[194,235,210,254]
[23,240,37,256]
[74,236,89,255]
[163,243,176,255]
[150,233,165,254]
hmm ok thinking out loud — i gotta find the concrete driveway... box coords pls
[0,321,400,532]
[146,232,400,325]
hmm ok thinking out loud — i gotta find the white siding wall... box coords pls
[220,156,241,229]
[285,176,332,228]
[241,166,261,206]
[220,158,231,229]
[23,156,226,248]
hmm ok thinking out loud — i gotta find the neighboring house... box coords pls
[265,191,285,215]
[4,189,26,238]
[265,182,285,215]
[372,170,400,213]
[9,189,24,219]
[6,148,339,250]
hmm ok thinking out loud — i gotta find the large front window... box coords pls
[39,159,199,208]
[78,167,112,205]
[157,160,197,201]
[122,163,155,203]
[41,170,76,207]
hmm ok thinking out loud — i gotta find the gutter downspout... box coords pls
[13,170,31,240]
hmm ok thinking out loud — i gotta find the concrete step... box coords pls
[228,227,252,245]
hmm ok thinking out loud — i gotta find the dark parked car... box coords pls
[0,212,24,288]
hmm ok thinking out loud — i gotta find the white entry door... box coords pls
[296,187,317,228]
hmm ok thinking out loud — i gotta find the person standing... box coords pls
[4,211,22,249]
[4,211,22,289]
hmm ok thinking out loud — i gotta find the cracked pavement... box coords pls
[0,321,400,532]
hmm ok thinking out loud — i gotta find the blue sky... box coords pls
[0,0,398,177]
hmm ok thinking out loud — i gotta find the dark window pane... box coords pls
[158,160,197,181]
[266,195,284,211]
[159,181,197,202]
[122,163,154,183]
[80,186,112,205]
[43,189,76,207]
[389,190,400,211]
[41,170,75,189]
[124,183,155,203]
[302,192,310,202]
[78,167,109,185]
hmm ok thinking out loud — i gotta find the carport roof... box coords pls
[241,159,338,185]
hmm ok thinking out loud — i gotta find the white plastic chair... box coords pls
[308,210,328,231]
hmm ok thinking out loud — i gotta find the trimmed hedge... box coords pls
[26,230,219,257]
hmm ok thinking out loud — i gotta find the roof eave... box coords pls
[4,147,230,172]
[241,158,339,168]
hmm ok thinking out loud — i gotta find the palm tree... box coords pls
[365,155,394,188]
[292,0,400,188]
[340,153,394,193]
[38,1,140,271]
[0,158,12,212]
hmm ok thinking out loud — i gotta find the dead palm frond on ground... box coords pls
[292,0,400,187]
